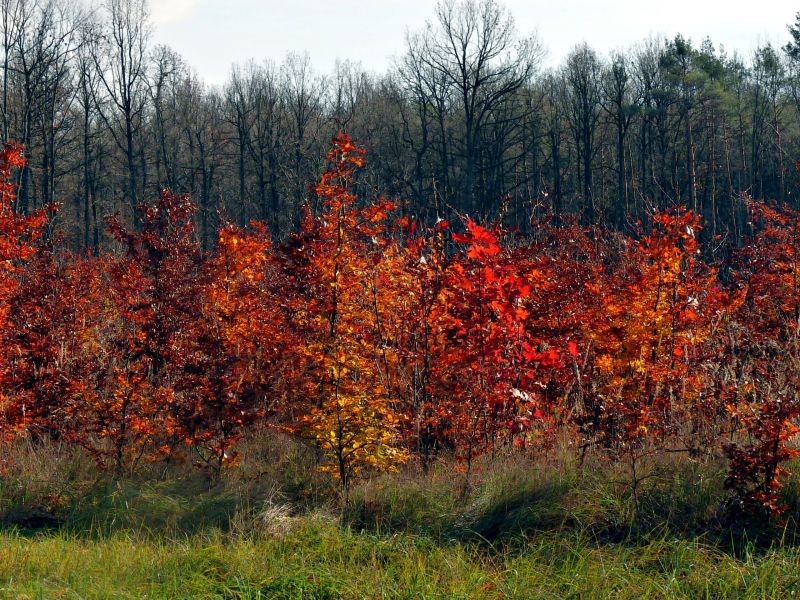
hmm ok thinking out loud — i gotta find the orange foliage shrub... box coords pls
[1,134,800,517]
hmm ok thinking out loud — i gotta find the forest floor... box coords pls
[1,433,800,599]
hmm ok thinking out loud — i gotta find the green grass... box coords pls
[3,436,800,598]
[3,523,800,598]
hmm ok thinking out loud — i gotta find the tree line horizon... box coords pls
[4,0,800,253]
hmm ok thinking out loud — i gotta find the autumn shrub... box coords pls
[716,200,800,519]
[0,143,50,444]
[3,133,800,524]
[279,134,410,495]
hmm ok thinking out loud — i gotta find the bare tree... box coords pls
[246,61,284,229]
[540,71,566,219]
[224,62,251,224]
[75,16,103,250]
[601,51,638,224]
[177,73,224,248]
[399,29,453,212]
[281,51,325,216]
[563,43,602,223]
[3,0,84,213]
[407,0,542,213]
[1,0,26,141]
[148,43,183,191]
[92,0,150,225]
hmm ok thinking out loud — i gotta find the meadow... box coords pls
[2,432,800,599]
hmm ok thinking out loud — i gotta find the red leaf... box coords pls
[568,341,579,358]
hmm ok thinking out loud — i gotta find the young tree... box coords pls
[282,134,408,496]
[0,144,49,440]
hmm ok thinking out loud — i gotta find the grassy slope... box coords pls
[2,437,800,598]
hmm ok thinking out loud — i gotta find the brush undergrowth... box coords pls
[1,432,800,598]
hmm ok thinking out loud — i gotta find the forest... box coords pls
[3,0,800,250]
[4,0,800,597]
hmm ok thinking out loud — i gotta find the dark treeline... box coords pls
[4,0,800,250]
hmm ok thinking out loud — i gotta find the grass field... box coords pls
[2,435,800,599]
[4,522,800,598]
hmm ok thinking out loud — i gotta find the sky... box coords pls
[150,0,799,87]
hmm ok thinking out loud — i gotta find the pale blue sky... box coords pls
[150,0,798,86]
